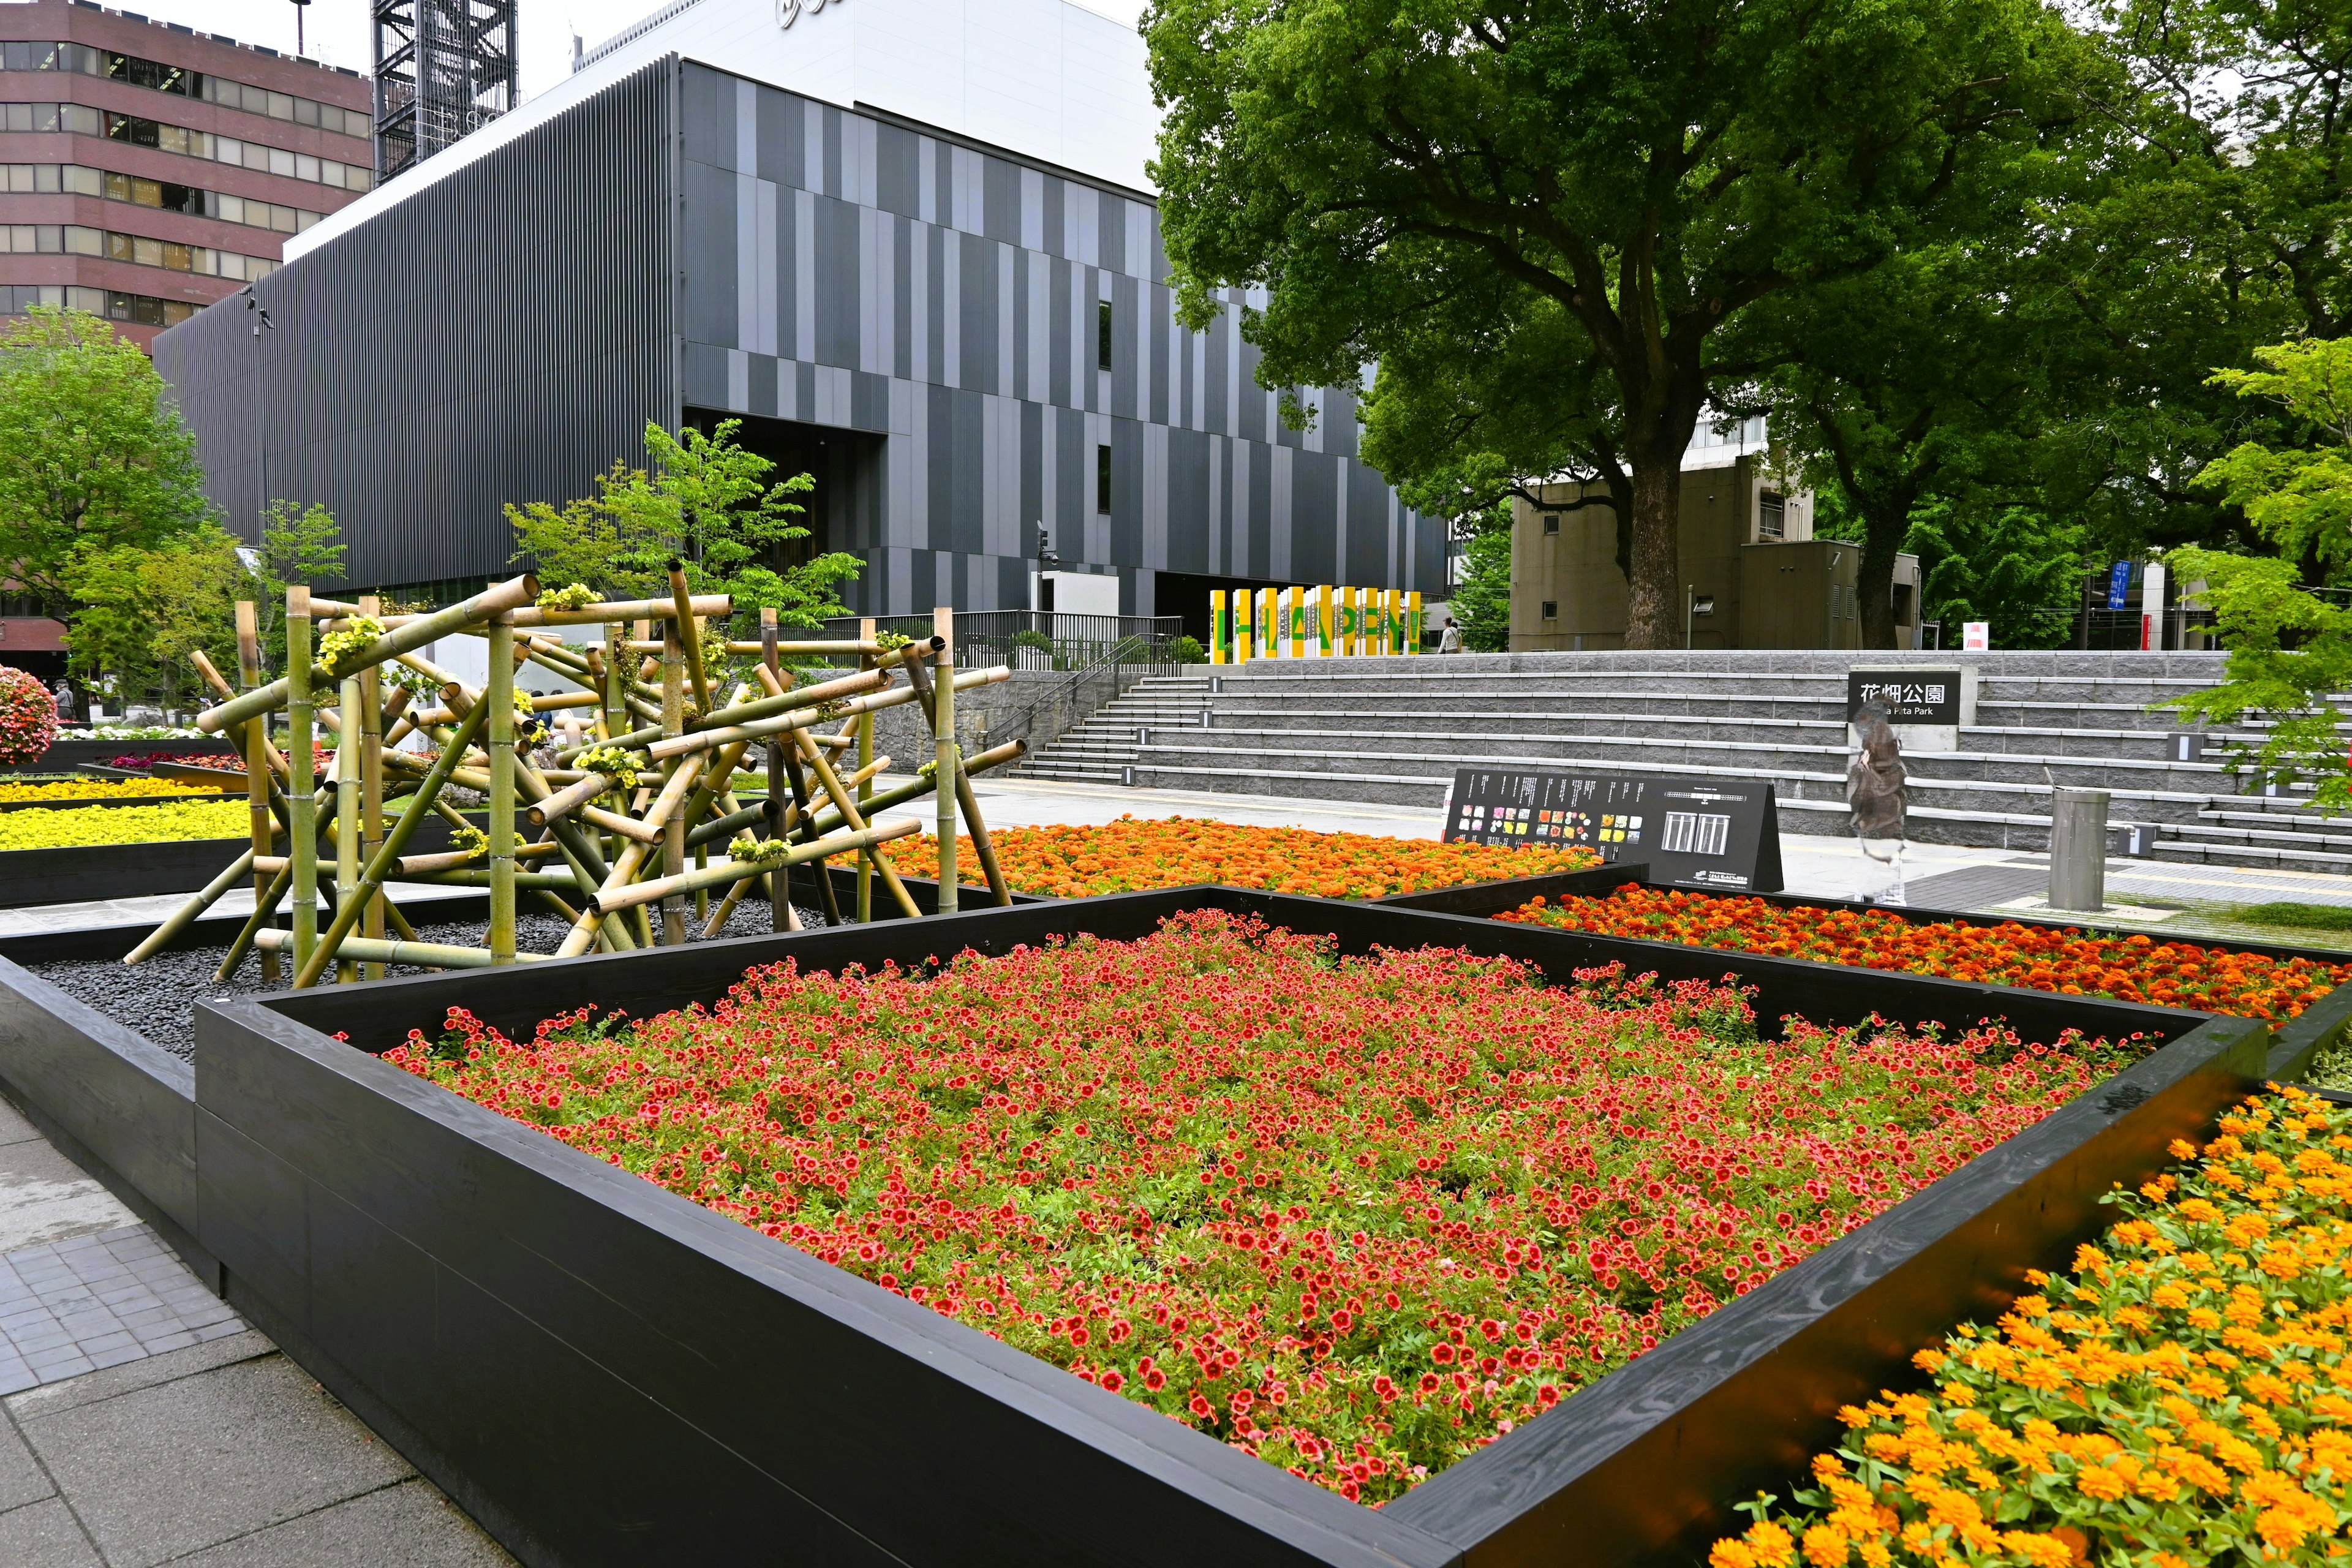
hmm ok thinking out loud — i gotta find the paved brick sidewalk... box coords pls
[0,1097,513,1566]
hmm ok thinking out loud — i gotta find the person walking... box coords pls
[1438,617,1464,654]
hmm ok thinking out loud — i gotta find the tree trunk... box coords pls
[1856,500,1909,650]
[1623,459,1683,649]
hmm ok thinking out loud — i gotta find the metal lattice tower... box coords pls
[371,0,517,181]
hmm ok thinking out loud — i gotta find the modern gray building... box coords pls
[153,0,1442,620]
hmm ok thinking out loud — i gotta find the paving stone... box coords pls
[0,1498,101,1566]
[0,1145,135,1256]
[159,1479,516,1567]
[18,1353,413,1568]
[0,1099,42,1150]
[7,1331,271,1421]
[0,1408,55,1512]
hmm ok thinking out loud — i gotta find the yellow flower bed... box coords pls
[0,777,224,804]
[0,799,251,851]
[1713,1086,2352,1568]
[883,816,1602,899]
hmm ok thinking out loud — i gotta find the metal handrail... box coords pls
[986,642,1182,751]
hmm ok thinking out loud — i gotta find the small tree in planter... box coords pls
[0,665,61,766]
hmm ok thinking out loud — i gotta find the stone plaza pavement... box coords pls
[0,1095,512,1567]
[1,774,2349,1563]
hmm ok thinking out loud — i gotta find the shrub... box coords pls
[1171,633,1210,664]
[0,666,59,765]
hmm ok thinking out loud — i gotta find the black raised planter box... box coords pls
[175,887,2266,1568]
[6,736,237,774]
[0,813,476,907]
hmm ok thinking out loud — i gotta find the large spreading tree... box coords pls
[1147,0,2087,646]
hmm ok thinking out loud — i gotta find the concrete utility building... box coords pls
[1509,418,1927,650]
[151,0,1444,617]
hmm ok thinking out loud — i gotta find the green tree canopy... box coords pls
[0,307,208,619]
[2168,338,2352,807]
[508,421,859,630]
[59,522,244,710]
[1147,0,2084,646]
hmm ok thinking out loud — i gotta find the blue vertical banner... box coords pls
[2107,560,2133,610]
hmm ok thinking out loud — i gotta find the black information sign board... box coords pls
[1846,670,1963,726]
[1441,767,1784,892]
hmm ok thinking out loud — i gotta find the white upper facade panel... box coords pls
[286,0,1159,263]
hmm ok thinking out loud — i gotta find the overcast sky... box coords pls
[117,0,1141,97]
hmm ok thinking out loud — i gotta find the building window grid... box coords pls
[0,281,194,326]
[0,221,277,280]
[0,102,374,191]
[0,41,371,139]
[0,164,319,233]
[1096,442,1112,514]
[1758,490,1786,540]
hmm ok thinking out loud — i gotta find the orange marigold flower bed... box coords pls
[886,817,1600,900]
[1498,884,2352,1021]
[1713,1087,2352,1568]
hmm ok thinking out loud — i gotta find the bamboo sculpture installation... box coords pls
[123,575,1022,983]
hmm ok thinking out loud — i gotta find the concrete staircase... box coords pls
[1020,650,2352,874]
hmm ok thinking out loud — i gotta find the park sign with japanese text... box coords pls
[1846,665,1977,752]
[1442,767,1784,892]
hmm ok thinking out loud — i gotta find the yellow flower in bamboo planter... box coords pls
[535,583,598,611]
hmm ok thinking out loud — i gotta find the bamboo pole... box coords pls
[858,615,875,923]
[761,608,792,932]
[590,820,919,915]
[507,593,729,628]
[119,848,258,965]
[292,699,491,989]
[900,647,1008,905]
[259,930,548,969]
[793,723,922,919]
[669,562,711,715]
[199,574,538,734]
[486,614,518,966]
[287,586,318,972]
[358,595,385,978]
[932,605,959,915]
[334,673,361,982]
[660,617,687,945]
[233,601,278,984]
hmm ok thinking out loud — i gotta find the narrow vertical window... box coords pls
[1098,298,1113,371]
[1096,443,1112,513]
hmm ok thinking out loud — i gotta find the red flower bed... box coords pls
[105,751,239,772]
[388,911,2139,1504]
[1498,885,2352,1021]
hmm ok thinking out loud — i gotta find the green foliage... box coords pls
[1170,634,1209,665]
[507,421,860,631]
[0,307,208,621]
[2236,901,2352,930]
[1145,0,2081,644]
[250,501,349,673]
[1902,497,2085,649]
[1012,628,1055,650]
[2165,341,2352,807]
[1451,522,1513,653]
[58,522,244,710]
[2199,340,2352,570]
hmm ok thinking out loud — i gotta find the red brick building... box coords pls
[0,0,374,353]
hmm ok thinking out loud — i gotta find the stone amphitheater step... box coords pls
[1020,650,2352,874]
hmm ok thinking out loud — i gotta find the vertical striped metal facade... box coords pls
[156,55,1444,612]
[677,63,1442,616]
[154,58,679,591]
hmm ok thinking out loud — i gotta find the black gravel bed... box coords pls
[28,902,825,1060]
